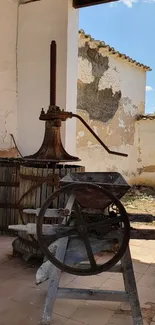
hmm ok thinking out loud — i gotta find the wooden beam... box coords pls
[73,0,119,8]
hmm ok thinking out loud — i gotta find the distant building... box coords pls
[77,30,153,185]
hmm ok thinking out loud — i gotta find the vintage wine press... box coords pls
[9,41,144,325]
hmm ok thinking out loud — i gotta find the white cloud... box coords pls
[146,86,153,92]
[120,0,135,7]
[111,0,155,8]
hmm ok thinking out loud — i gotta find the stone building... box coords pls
[76,30,152,185]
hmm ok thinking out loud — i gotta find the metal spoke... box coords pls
[73,200,97,269]
[82,235,97,269]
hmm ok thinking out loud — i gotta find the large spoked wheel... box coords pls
[37,183,130,276]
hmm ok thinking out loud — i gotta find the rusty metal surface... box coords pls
[60,172,130,210]
[37,182,130,276]
[39,107,128,158]
[50,40,56,106]
[24,111,80,161]
[24,41,80,163]
[23,40,127,163]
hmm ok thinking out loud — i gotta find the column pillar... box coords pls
[0,0,18,157]
[17,0,79,156]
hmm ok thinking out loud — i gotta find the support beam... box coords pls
[57,287,128,301]
[0,0,18,156]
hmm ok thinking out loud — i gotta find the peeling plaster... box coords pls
[78,57,94,84]
[98,67,120,94]
[78,131,85,137]
[78,43,109,79]
[87,141,93,147]
[93,126,98,135]
[121,97,137,117]
[77,82,121,123]
[118,117,125,128]
[78,42,122,124]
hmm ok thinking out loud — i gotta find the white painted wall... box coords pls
[0,0,18,153]
[77,36,147,184]
[93,50,146,115]
[17,0,79,156]
[134,119,155,186]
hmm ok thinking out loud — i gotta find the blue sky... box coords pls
[79,1,155,113]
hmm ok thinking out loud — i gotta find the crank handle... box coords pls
[71,113,128,158]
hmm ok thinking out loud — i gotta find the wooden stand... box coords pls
[10,205,155,325]
[10,217,148,325]
[37,244,143,325]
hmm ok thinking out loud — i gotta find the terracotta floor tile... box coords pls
[141,240,155,250]
[131,253,155,264]
[59,273,77,287]
[138,274,155,288]
[106,314,133,325]
[1,236,155,325]
[85,299,121,311]
[22,311,67,325]
[53,299,85,318]
[71,303,114,325]
[51,314,68,325]
[130,245,155,257]
[108,271,142,282]
[130,239,145,247]
[0,264,22,283]
[12,285,46,307]
[145,265,155,277]
[0,299,41,325]
[100,278,124,291]
[72,274,108,289]
[137,285,155,308]
[133,260,150,274]
[64,281,90,289]
[64,319,85,325]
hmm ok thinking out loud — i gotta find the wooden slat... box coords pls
[23,208,64,219]
[0,203,19,209]
[9,223,59,234]
[0,182,19,187]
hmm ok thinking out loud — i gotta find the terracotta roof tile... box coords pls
[136,114,155,120]
[79,30,151,72]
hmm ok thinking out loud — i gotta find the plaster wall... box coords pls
[17,0,78,156]
[134,119,155,186]
[77,33,146,184]
[0,0,18,157]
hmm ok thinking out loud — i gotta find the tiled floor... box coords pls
[1,236,155,325]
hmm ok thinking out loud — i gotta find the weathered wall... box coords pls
[17,0,78,156]
[0,0,18,157]
[134,119,155,186]
[76,32,146,184]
